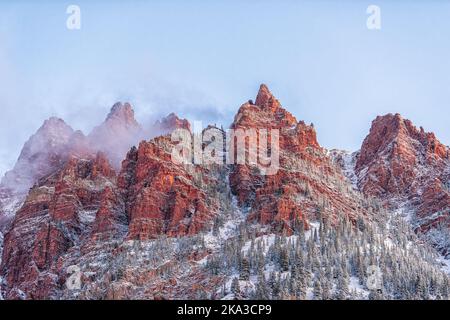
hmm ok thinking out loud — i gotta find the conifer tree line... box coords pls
[205,210,450,300]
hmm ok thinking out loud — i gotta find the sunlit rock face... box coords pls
[355,113,450,253]
[229,84,371,233]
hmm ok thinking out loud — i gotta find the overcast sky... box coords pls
[0,0,449,176]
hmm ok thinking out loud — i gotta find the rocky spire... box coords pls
[105,102,139,127]
[254,84,281,112]
[232,84,297,129]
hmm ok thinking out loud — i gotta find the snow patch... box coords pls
[78,210,97,224]
[0,194,25,219]
[328,149,359,189]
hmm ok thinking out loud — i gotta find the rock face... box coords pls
[0,103,190,229]
[88,103,191,169]
[355,113,450,253]
[1,118,75,194]
[0,152,118,299]
[0,111,212,298]
[118,135,219,240]
[0,120,103,238]
[229,84,370,232]
[0,118,81,237]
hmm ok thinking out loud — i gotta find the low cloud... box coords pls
[0,52,229,178]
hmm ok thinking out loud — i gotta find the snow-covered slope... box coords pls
[328,149,359,189]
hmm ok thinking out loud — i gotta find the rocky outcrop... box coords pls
[0,102,203,299]
[355,113,450,253]
[118,135,218,240]
[0,119,97,221]
[356,113,448,197]
[230,84,370,232]
[0,118,79,238]
[0,153,117,299]
[0,103,190,229]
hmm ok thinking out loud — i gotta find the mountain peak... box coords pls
[39,117,73,136]
[42,116,68,126]
[105,102,137,126]
[155,113,191,133]
[232,84,297,130]
[0,118,75,193]
[31,117,74,149]
[356,113,449,196]
[365,113,448,160]
[254,84,281,112]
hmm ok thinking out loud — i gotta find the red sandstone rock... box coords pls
[118,136,217,240]
[0,153,117,299]
[355,113,449,248]
[230,84,369,233]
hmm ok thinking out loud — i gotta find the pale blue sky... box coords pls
[0,0,449,175]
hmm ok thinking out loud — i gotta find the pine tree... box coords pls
[321,277,331,300]
[231,277,241,299]
[240,257,250,281]
[221,282,227,297]
[313,228,319,243]
[270,273,281,300]
[335,273,349,300]
[368,289,383,300]
[280,247,289,271]
[297,277,307,300]
[313,277,322,300]
[255,270,269,300]
[212,217,220,236]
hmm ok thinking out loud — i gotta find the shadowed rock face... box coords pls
[0,117,75,194]
[355,113,450,251]
[0,152,118,299]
